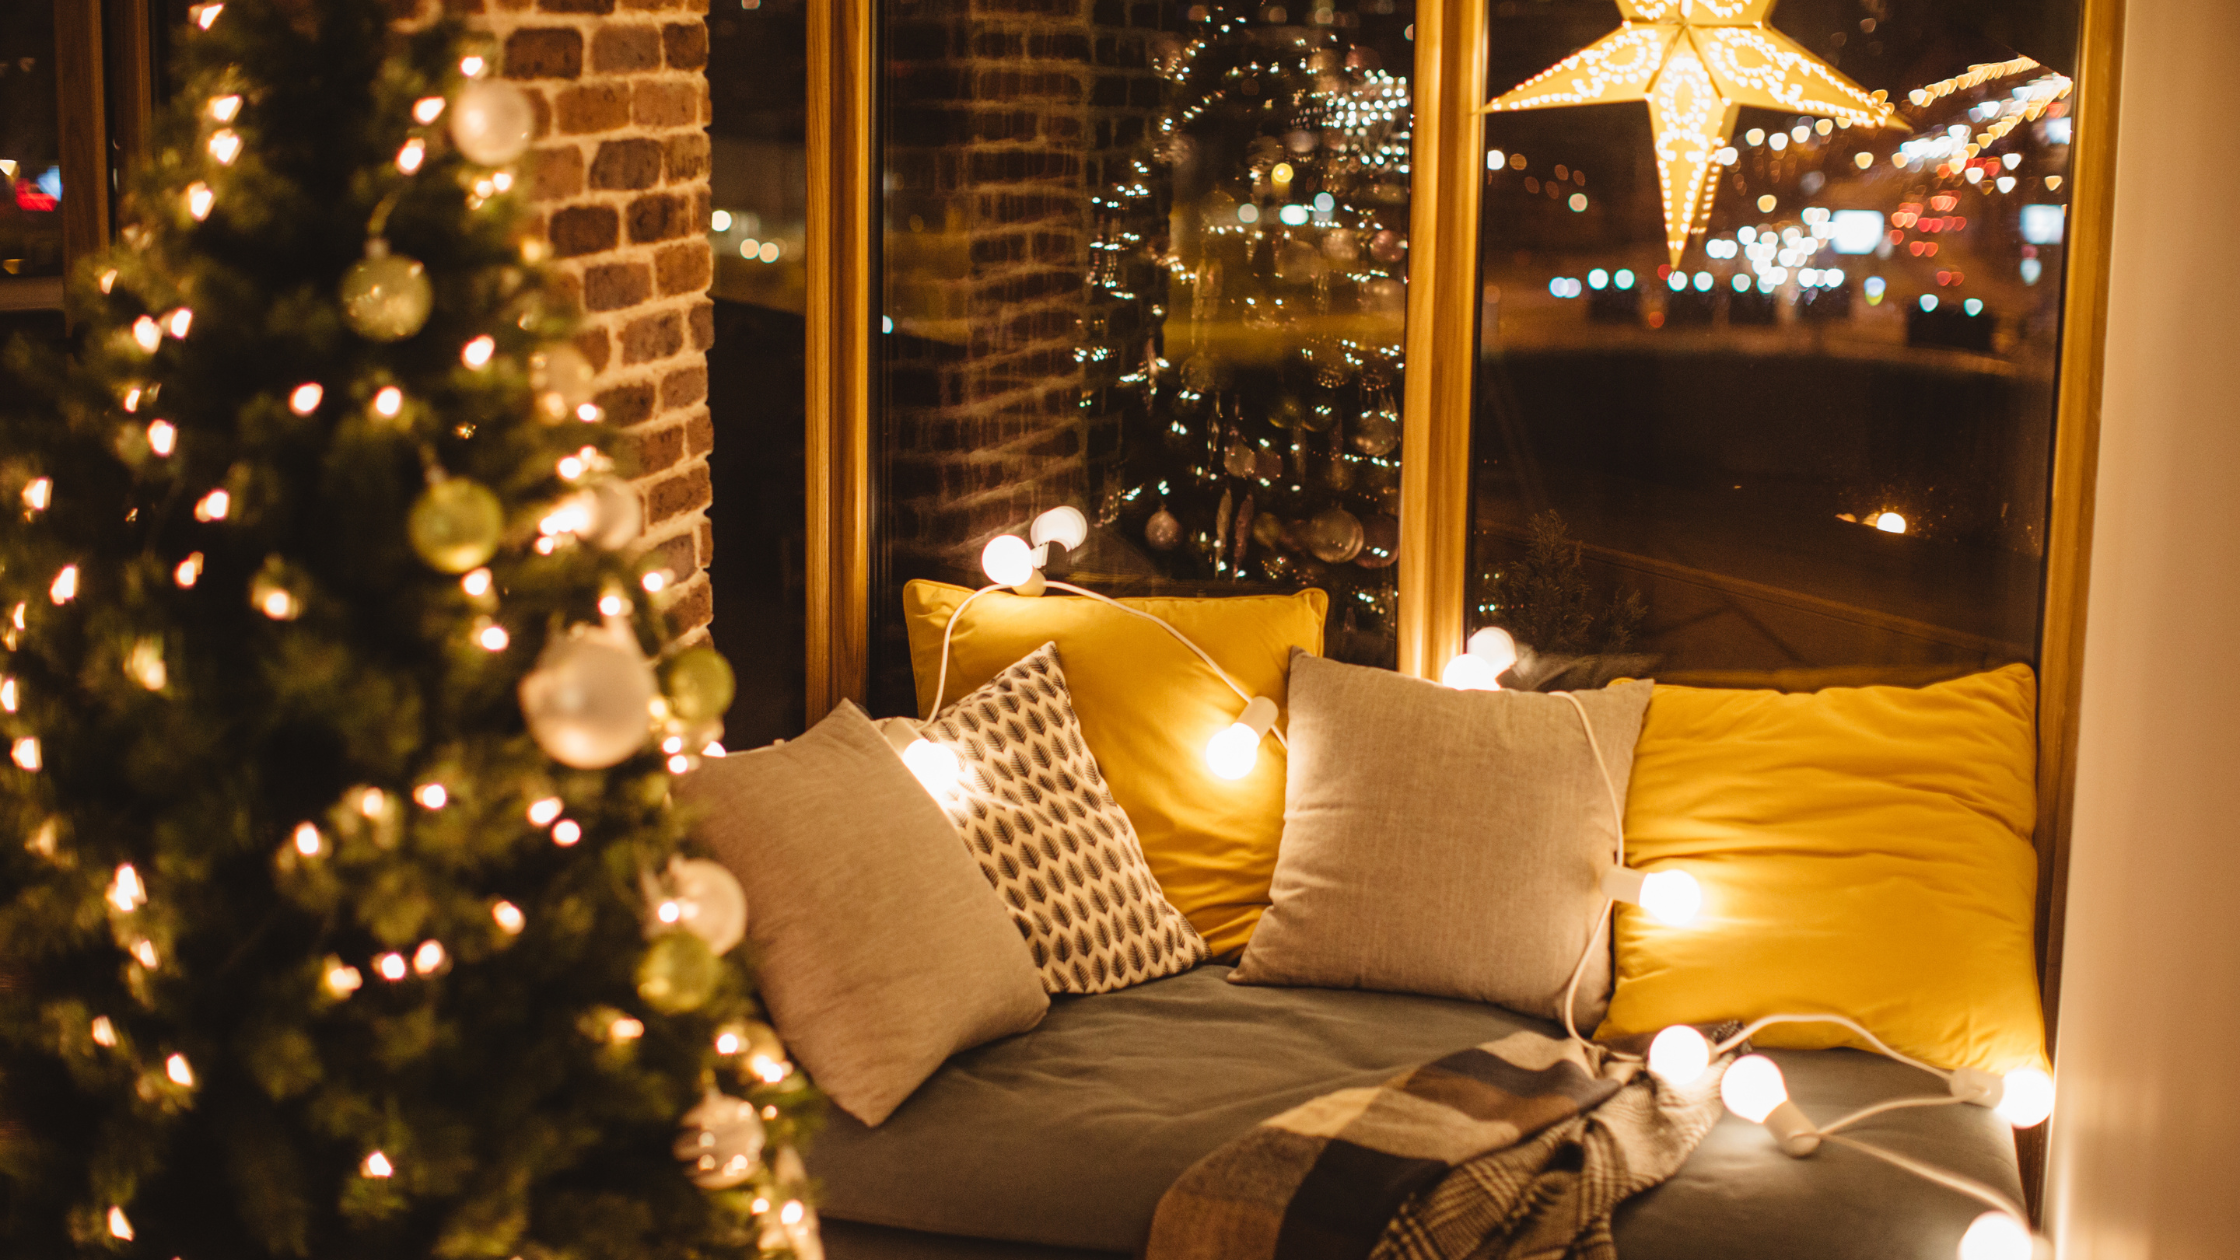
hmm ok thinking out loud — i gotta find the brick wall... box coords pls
[441,0,719,638]
[882,0,1165,578]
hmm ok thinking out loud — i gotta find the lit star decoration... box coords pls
[1483,0,1900,264]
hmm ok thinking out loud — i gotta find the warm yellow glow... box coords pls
[414,783,448,810]
[194,489,229,522]
[91,1016,117,1046]
[1639,869,1704,925]
[1487,0,1896,264]
[1648,1025,1712,1086]
[902,738,962,794]
[294,822,322,856]
[667,753,692,774]
[166,308,194,338]
[133,316,162,353]
[413,940,446,974]
[360,787,386,818]
[166,1053,195,1087]
[527,796,564,826]
[462,335,496,368]
[611,1016,645,1041]
[1719,1053,1788,1122]
[1875,511,1908,534]
[127,639,168,691]
[325,961,362,995]
[207,129,242,165]
[373,386,404,418]
[459,55,487,77]
[1,677,15,712]
[132,939,158,967]
[599,593,630,617]
[186,182,216,221]
[147,420,177,456]
[191,3,222,29]
[289,383,323,415]
[396,138,426,174]
[108,1207,134,1241]
[376,952,407,981]
[414,96,447,124]
[361,1151,393,1178]
[108,864,147,913]
[1995,1067,2056,1128]
[641,571,669,594]
[12,737,42,771]
[208,93,242,123]
[22,476,51,511]
[175,552,204,588]
[48,565,77,604]
[551,819,582,846]
[1958,1211,2035,1260]
[461,568,494,597]
[1205,722,1262,780]
[492,901,526,934]
[478,623,511,652]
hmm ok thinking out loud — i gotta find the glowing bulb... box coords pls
[166,307,192,339]
[460,54,487,77]
[1205,698,1277,781]
[0,678,12,712]
[780,1201,806,1226]
[123,386,141,411]
[325,962,362,995]
[667,753,692,774]
[108,1207,134,1240]
[980,534,1037,588]
[194,488,229,521]
[641,570,669,593]
[22,476,51,510]
[207,129,242,164]
[376,953,407,981]
[175,552,204,587]
[186,182,215,220]
[413,939,446,974]
[551,819,582,846]
[414,783,448,809]
[611,1016,645,1041]
[1875,511,1907,534]
[1441,653,1502,690]
[1958,1211,2038,1260]
[147,420,176,455]
[1467,625,1518,673]
[902,738,962,794]
[362,1151,393,1178]
[557,455,585,480]
[527,797,564,826]
[360,787,386,818]
[133,939,159,967]
[165,1053,195,1086]
[492,901,525,934]
[50,565,78,604]
[12,737,42,771]
[1994,1067,2055,1128]
[108,864,146,913]
[461,568,493,597]
[260,587,298,620]
[374,386,403,417]
[478,624,510,651]
[92,1016,117,1046]
[1647,1026,1711,1087]
[599,594,630,617]
[208,93,241,122]
[1719,1054,1789,1123]
[414,96,446,124]
[462,335,495,368]
[126,639,166,691]
[1638,870,1702,925]
[294,823,322,856]
[133,317,162,352]
[289,383,323,414]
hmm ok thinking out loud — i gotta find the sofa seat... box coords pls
[809,965,2023,1259]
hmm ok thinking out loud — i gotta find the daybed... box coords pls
[807,967,2022,1260]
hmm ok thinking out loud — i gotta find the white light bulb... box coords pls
[1957,1211,2038,1260]
[1440,652,1502,691]
[1029,504,1089,553]
[1719,1054,1788,1123]
[980,534,1037,588]
[1648,1025,1712,1087]
[1993,1067,2055,1128]
[1205,722,1261,781]
[1876,511,1908,534]
[902,738,962,794]
[1466,625,1519,674]
[165,1053,195,1086]
[1638,870,1703,926]
[492,901,526,934]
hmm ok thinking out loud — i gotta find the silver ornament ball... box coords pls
[674,1090,767,1190]
[519,625,658,768]
[449,79,535,166]
[648,857,748,955]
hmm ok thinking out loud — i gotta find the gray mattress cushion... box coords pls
[808,966,2022,1259]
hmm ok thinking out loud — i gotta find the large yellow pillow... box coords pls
[902,580,1325,958]
[1597,664,2047,1074]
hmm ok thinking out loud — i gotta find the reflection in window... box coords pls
[1472,0,2078,683]
[0,4,63,284]
[872,1,1416,709]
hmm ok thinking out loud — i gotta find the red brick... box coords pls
[688,299,714,351]
[663,577,713,637]
[637,424,686,474]
[662,21,709,70]
[584,261,653,312]
[503,28,581,80]
[537,0,614,11]
[662,132,710,182]
[591,25,663,73]
[598,381,657,429]
[645,532,697,583]
[589,137,664,190]
[654,240,711,294]
[684,409,713,456]
[620,309,685,363]
[632,80,699,128]
[662,366,709,410]
[626,192,693,244]
[530,144,584,201]
[573,326,612,374]
[545,268,583,314]
[548,204,618,257]
[697,519,714,568]
[620,0,679,8]
[555,83,633,134]
[647,464,712,523]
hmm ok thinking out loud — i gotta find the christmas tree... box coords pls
[0,4,817,1258]
[1079,3,1414,663]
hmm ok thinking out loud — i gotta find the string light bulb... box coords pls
[396,138,426,174]
[1958,1211,2046,1260]
[902,738,962,794]
[194,489,229,522]
[492,901,526,934]
[462,335,495,368]
[207,129,242,164]
[174,552,204,587]
[108,1207,134,1241]
[413,940,447,974]
[49,565,78,604]
[414,783,448,809]
[477,623,510,651]
[207,93,241,122]
[289,383,323,414]
[186,182,215,221]
[375,952,407,981]
[91,1016,117,1046]
[324,961,362,996]
[293,823,322,856]
[361,1151,393,1178]
[12,738,42,771]
[133,317,162,353]
[1206,695,1279,781]
[1,677,15,712]
[1602,865,1704,926]
[1648,1025,1712,1087]
[107,865,146,913]
[191,3,222,29]
[527,797,564,826]
[1720,1054,1820,1156]
[1948,1066,2056,1128]
[126,639,167,690]
[147,420,176,455]
[413,96,446,124]
[166,308,193,338]
[551,819,582,846]
[165,1053,195,1087]
[21,476,51,511]
[1443,626,1521,690]
[978,506,1089,594]
[373,386,403,418]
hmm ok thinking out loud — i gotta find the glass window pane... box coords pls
[0,4,64,283]
[871,0,1418,713]
[1471,0,2081,685]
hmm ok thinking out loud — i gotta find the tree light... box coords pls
[289,383,323,414]
[165,305,192,338]
[132,939,159,967]
[175,552,204,588]
[396,138,426,173]
[22,476,51,511]
[668,754,692,774]
[413,96,446,124]
[478,624,510,651]
[1958,1211,2043,1260]
[641,570,670,593]
[1649,1025,1711,1087]
[324,962,362,996]
[147,420,177,455]
[0,677,13,712]
[126,639,167,691]
[92,1016,117,1046]
[413,940,447,974]
[1207,696,1279,781]
[1720,1054,1820,1155]
[980,534,1038,589]
[1993,1067,2056,1128]
[551,819,582,846]
[1875,511,1907,534]
[373,386,403,418]
[293,823,322,856]
[107,864,146,913]
[461,568,493,597]
[527,797,564,826]
[414,783,448,809]
[361,1151,393,1178]
[492,901,526,934]
[1441,653,1503,690]
[462,335,496,368]
[12,737,42,771]
[133,317,162,353]
[376,953,407,981]
[194,489,230,521]
[359,787,386,818]
[186,182,215,221]
[207,93,241,122]
[1603,866,1704,926]
[599,594,630,617]
[902,738,962,794]
[166,1053,195,1087]
[49,565,78,604]
[611,1016,645,1041]
[108,1207,133,1241]
[207,129,242,165]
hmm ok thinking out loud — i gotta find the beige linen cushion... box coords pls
[681,700,1048,1126]
[1230,652,1652,1025]
[921,643,1208,994]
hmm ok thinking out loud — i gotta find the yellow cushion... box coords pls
[903,580,1326,958]
[1597,664,2047,1074]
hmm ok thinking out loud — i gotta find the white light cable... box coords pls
[1554,690,1630,1050]
[1713,1013,1952,1082]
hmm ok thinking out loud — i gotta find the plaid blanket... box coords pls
[1146,1031,1726,1260]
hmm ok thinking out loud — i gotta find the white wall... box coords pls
[2045,0,2240,1254]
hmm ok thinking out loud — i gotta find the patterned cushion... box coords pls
[923,644,1208,994]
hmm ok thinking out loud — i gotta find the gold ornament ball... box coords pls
[665,647,736,724]
[638,930,720,1014]
[408,479,504,574]
[339,250,433,342]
